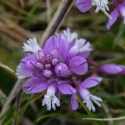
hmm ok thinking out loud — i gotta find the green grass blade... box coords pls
[37,113,85,122]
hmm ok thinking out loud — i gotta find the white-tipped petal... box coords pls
[42,93,60,110]
[83,94,102,112]
[15,65,29,79]
[22,38,41,53]
[90,94,103,107]
[79,41,93,52]
[91,0,109,13]
[69,39,93,57]
[63,28,78,43]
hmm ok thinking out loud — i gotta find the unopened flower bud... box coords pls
[26,61,36,71]
[45,64,51,69]
[99,64,125,75]
[51,59,59,66]
[54,63,70,77]
[43,69,53,78]
[36,63,44,71]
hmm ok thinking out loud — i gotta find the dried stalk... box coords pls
[0,62,14,73]
[0,79,24,116]
[82,116,125,121]
[0,20,26,42]
[0,17,40,40]
[12,90,23,125]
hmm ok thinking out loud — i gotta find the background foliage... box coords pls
[0,0,125,125]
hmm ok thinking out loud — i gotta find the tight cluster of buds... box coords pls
[76,0,125,29]
[16,29,125,111]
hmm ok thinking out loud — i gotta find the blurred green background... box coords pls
[0,0,125,125]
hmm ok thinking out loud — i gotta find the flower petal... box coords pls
[18,54,38,77]
[58,34,69,62]
[16,65,31,79]
[58,84,77,95]
[22,77,48,94]
[76,0,92,13]
[43,35,58,56]
[22,38,41,53]
[63,28,78,43]
[77,86,90,100]
[99,64,124,75]
[78,51,90,59]
[69,56,88,75]
[55,89,60,99]
[50,48,59,59]
[54,63,70,77]
[71,93,79,110]
[81,76,102,88]
[58,80,72,85]
[47,83,57,94]
[118,5,125,23]
[36,50,44,61]
[107,9,118,29]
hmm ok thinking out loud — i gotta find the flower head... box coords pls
[16,29,92,110]
[17,31,91,80]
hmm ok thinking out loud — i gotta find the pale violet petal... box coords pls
[16,65,30,79]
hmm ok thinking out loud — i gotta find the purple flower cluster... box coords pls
[76,0,125,29]
[16,29,103,111]
[16,29,125,111]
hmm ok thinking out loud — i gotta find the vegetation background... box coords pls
[0,0,125,125]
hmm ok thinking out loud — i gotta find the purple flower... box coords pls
[107,0,125,29]
[16,29,93,110]
[17,30,92,79]
[42,80,75,110]
[71,76,102,112]
[23,76,76,110]
[76,0,109,13]
[42,83,60,110]
[98,64,125,75]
